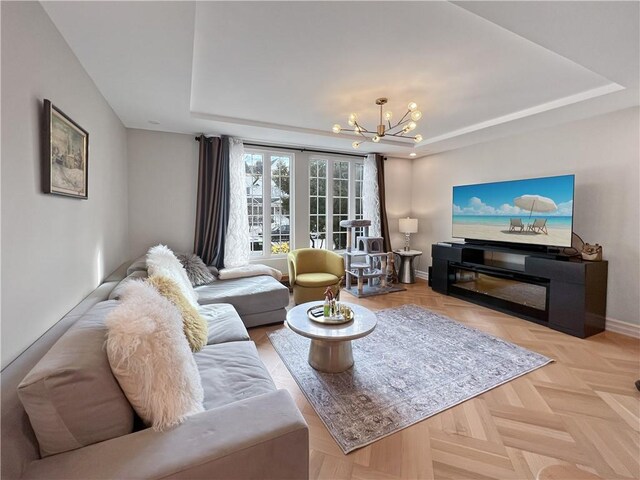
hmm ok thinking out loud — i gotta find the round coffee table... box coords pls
[285,301,377,373]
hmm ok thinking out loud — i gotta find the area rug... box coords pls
[267,304,552,454]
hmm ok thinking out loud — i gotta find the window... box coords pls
[244,150,292,257]
[309,157,364,251]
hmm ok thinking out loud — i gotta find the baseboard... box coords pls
[415,270,429,281]
[606,317,640,338]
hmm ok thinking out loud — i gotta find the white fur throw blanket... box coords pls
[218,264,283,281]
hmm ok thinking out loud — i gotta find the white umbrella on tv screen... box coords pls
[514,194,558,218]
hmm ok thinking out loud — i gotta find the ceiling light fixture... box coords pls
[332,98,424,149]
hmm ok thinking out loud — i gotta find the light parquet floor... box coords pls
[249,281,640,480]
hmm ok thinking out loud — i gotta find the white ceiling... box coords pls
[42,1,639,158]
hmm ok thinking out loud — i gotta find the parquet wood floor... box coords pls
[249,280,640,480]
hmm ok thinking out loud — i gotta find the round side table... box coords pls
[394,249,422,284]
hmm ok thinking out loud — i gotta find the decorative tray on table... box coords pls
[307,305,354,325]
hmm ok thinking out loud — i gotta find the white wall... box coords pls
[411,107,640,325]
[1,2,130,367]
[383,157,413,251]
[127,129,199,258]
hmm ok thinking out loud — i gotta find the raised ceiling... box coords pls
[42,1,639,158]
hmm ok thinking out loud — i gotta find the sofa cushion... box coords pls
[18,301,134,457]
[126,255,147,275]
[294,272,339,288]
[108,270,148,300]
[199,304,250,344]
[195,275,289,317]
[195,342,276,410]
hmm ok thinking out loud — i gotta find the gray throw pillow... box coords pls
[176,253,215,286]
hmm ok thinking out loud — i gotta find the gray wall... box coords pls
[411,107,640,325]
[127,129,199,258]
[1,2,130,368]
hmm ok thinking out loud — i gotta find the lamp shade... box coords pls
[399,217,418,234]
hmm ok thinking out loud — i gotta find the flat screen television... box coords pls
[452,174,575,248]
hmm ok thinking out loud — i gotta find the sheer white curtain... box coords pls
[224,138,250,268]
[363,153,381,237]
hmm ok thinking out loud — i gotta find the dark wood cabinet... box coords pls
[431,243,608,338]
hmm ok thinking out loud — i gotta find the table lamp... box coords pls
[399,217,418,251]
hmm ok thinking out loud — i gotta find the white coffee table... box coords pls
[285,301,377,373]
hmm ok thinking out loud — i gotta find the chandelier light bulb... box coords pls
[414,134,423,143]
[352,141,361,149]
[408,102,418,111]
[332,124,342,134]
[408,121,417,131]
[347,118,355,127]
[384,111,393,121]
[410,110,422,121]
[372,135,380,143]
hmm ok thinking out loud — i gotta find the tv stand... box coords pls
[431,242,608,338]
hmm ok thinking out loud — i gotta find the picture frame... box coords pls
[43,99,89,199]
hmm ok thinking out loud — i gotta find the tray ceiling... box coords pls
[42,1,639,157]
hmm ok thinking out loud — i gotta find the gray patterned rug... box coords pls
[268,304,552,454]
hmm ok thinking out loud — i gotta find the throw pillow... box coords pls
[146,244,198,308]
[105,280,204,431]
[146,275,208,352]
[176,253,215,286]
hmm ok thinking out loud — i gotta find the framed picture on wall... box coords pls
[43,99,89,199]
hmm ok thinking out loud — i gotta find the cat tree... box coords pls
[340,219,396,297]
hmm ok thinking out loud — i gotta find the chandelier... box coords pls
[332,97,423,149]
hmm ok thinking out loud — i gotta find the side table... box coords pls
[394,249,422,284]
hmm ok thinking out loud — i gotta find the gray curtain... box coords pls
[375,154,392,253]
[194,135,230,268]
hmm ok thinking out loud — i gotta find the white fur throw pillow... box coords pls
[105,281,204,431]
[146,245,198,308]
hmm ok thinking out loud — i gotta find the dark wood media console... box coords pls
[431,242,608,338]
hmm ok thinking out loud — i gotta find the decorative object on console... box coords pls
[105,280,204,431]
[270,303,551,453]
[42,99,89,199]
[399,217,418,251]
[581,243,603,261]
[176,252,215,286]
[331,98,423,149]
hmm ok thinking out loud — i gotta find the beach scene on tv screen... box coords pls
[452,175,574,247]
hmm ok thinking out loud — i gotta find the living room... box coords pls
[2,2,639,480]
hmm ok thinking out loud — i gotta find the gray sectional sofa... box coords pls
[1,263,308,479]
[126,257,290,328]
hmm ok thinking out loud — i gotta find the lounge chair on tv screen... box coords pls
[509,218,525,232]
[528,218,548,234]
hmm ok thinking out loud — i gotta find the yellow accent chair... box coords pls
[287,248,345,305]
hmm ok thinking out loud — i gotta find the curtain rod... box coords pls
[194,136,375,159]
